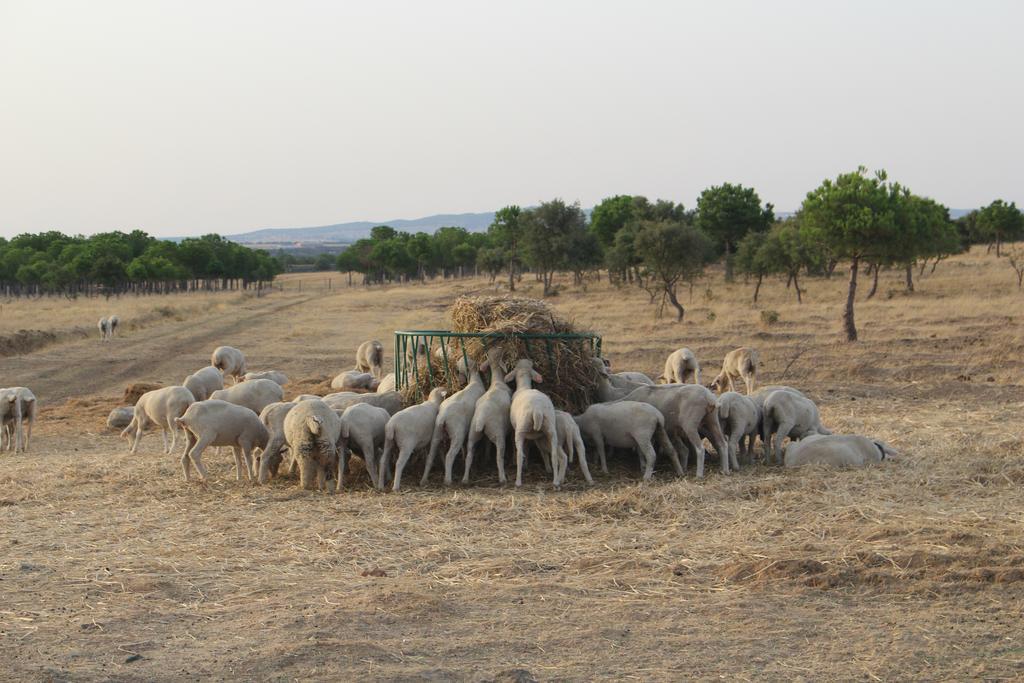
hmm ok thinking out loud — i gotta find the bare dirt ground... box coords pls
[2,251,1024,681]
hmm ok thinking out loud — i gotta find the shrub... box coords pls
[760,310,780,326]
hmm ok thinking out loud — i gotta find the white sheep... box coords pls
[338,403,389,489]
[717,391,758,469]
[711,347,759,395]
[292,394,322,402]
[378,387,447,492]
[209,379,284,416]
[355,340,385,379]
[1,387,36,453]
[761,390,830,464]
[660,348,701,384]
[255,401,297,484]
[506,359,564,488]
[120,386,195,454]
[174,399,269,482]
[108,314,120,338]
[323,390,403,415]
[97,317,109,341]
[573,401,674,480]
[243,370,289,386]
[612,371,655,386]
[422,360,486,486]
[749,385,806,454]
[376,373,396,394]
[183,366,224,402]
[211,345,247,382]
[784,434,898,468]
[555,409,592,484]
[283,399,343,492]
[464,349,513,485]
[330,370,380,392]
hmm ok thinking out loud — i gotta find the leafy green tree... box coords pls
[696,183,774,281]
[590,195,638,249]
[521,199,588,296]
[633,221,713,321]
[735,230,771,302]
[487,206,524,290]
[976,199,1023,256]
[476,246,506,283]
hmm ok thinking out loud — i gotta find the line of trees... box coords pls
[0,231,282,297]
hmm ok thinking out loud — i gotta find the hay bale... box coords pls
[400,295,601,413]
[123,382,163,405]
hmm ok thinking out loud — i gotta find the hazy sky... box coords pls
[1,1,1021,238]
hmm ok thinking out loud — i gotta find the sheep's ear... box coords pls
[532,371,543,383]
[479,360,490,373]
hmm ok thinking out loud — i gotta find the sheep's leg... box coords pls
[539,443,552,474]
[703,413,730,475]
[180,431,197,480]
[547,431,563,487]
[514,432,527,488]
[377,438,393,490]
[463,429,481,484]
[230,446,244,481]
[358,437,380,488]
[187,438,212,482]
[167,416,179,454]
[421,426,445,486]
[636,438,657,481]
[654,425,682,475]
[392,446,415,492]
[594,438,608,475]
[130,419,146,454]
[442,432,465,486]
[494,436,508,486]
[299,456,319,491]
[160,427,169,454]
[681,426,706,479]
[337,444,348,490]
[574,435,593,485]
[773,422,793,464]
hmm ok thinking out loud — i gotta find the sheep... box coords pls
[422,360,486,486]
[376,373,396,394]
[243,370,289,386]
[120,386,195,454]
[323,391,403,415]
[174,399,268,482]
[784,434,898,468]
[109,315,120,338]
[330,371,380,392]
[573,401,674,481]
[748,385,806,454]
[761,390,830,464]
[183,366,224,402]
[612,371,655,387]
[506,359,564,488]
[97,317,109,341]
[711,347,759,395]
[292,394,322,402]
[211,345,247,382]
[464,348,513,485]
[555,409,592,484]
[660,348,701,384]
[7,387,36,452]
[338,403,389,489]
[616,383,728,478]
[717,391,758,469]
[255,401,297,484]
[106,406,135,430]
[0,388,30,453]
[355,340,385,379]
[209,379,284,416]
[378,387,447,492]
[283,399,343,492]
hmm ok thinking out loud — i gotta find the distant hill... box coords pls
[226,211,496,245]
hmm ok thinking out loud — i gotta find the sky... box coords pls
[1,1,1021,238]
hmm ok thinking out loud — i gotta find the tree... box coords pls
[758,220,822,303]
[487,206,523,290]
[976,200,1024,257]
[735,230,770,302]
[590,195,638,249]
[521,199,587,296]
[633,221,713,321]
[696,183,774,281]
[801,167,898,341]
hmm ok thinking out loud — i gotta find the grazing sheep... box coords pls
[465,348,513,485]
[784,434,898,468]
[506,359,564,488]
[660,348,701,384]
[355,340,385,379]
[338,403,389,489]
[209,379,284,416]
[283,399,343,492]
[243,370,289,386]
[108,315,120,338]
[376,373,396,394]
[616,383,728,478]
[255,401,297,484]
[97,317,109,341]
[422,360,486,486]
[211,345,247,382]
[711,347,759,395]
[323,391,403,416]
[330,371,380,392]
[106,406,135,430]
[717,391,758,469]
[573,401,674,481]
[183,366,224,402]
[761,390,830,464]
[378,388,447,491]
[555,409,592,484]
[174,399,269,482]
[749,385,806,453]
[121,386,195,454]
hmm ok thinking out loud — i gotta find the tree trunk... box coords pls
[844,256,860,342]
[905,263,914,292]
[996,238,1002,257]
[918,260,928,277]
[667,286,685,322]
[785,273,793,289]
[793,272,802,304]
[866,262,880,300]
[826,258,838,279]
[723,242,734,282]
[753,273,763,303]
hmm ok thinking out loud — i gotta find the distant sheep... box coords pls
[376,373,396,394]
[209,379,284,416]
[355,340,385,379]
[330,371,379,392]
[711,347,759,395]
[183,367,224,402]
[211,346,247,382]
[108,315,120,338]
[97,317,109,341]
[322,391,403,416]
[121,386,195,454]
[243,370,289,386]
[175,399,269,482]
[784,434,897,468]
[660,348,700,384]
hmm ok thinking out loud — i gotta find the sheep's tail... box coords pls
[717,398,731,420]
[306,415,324,436]
[532,411,545,433]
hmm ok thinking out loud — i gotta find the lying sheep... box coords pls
[330,371,379,392]
[209,379,284,416]
[255,401,297,484]
[422,360,486,486]
[555,409,592,484]
[784,434,898,468]
[465,348,513,485]
[573,401,674,481]
[121,386,195,454]
[338,403,389,489]
[612,371,655,387]
[106,406,135,430]
[379,388,446,491]
[243,370,289,386]
[762,390,830,464]
[717,391,758,469]
[711,347,759,395]
[355,340,385,379]
[174,399,269,482]
[97,317,109,341]
[211,345,247,382]
[283,399,342,492]
[660,348,701,384]
[376,373,396,394]
[323,391,403,416]
[506,359,564,488]
[183,366,224,402]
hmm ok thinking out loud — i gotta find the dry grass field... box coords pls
[2,249,1024,681]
